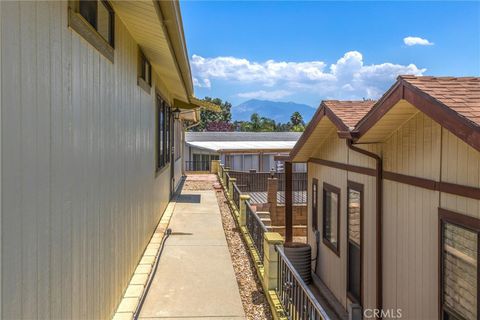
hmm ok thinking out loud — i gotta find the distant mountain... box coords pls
[232,99,316,124]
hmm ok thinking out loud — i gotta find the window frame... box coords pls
[155,94,172,175]
[322,182,341,256]
[138,49,152,93]
[346,181,364,306]
[312,178,319,231]
[68,0,115,62]
[439,208,480,320]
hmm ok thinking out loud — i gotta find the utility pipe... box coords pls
[346,139,383,315]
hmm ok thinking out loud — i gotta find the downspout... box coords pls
[346,139,383,315]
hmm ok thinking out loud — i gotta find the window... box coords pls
[138,50,152,93]
[156,95,172,173]
[440,208,479,320]
[322,183,340,255]
[347,181,363,305]
[69,0,114,61]
[174,120,182,161]
[312,179,318,230]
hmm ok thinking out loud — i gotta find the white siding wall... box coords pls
[1,2,178,318]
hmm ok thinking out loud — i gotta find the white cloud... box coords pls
[191,51,426,100]
[193,77,211,88]
[403,36,434,46]
[237,90,293,100]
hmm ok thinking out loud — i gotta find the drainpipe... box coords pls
[346,139,383,315]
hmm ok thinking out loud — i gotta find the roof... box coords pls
[186,132,302,142]
[401,76,480,126]
[354,75,480,151]
[323,100,377,129]
[288,100,376,161]
[185,132,302,153]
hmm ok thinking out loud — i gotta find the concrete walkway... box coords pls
[138,188,246,319]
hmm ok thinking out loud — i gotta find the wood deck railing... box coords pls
[228,170,307,193]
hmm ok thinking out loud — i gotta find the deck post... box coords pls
[285,161,293,243]
[267,177,278,224]
[263,232,284,290]
[223,167,229,187]
[228,177,236,200]
[239,195,250,226]
[211,160,220,174]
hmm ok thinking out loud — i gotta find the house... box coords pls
[284,76,480,319]
[0,1,217,318]
[184,131,306,172]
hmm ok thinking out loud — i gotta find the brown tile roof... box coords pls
[400,75,480,126]
[323,100,376,128]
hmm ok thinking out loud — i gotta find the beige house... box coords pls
[0,1,217,318]
[286,76,480,319]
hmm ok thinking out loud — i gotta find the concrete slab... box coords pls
[138,189,245,319]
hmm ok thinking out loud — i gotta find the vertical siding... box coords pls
[309,162,348,307]
[381,112,441,319]
[440,129,480,218]
[1,2,177,319]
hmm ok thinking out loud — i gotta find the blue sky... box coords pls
[181,1,480,107]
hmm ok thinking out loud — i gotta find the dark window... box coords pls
[347,182,363,305]
[440,209,479,320]
[78,0,114,46]
[322,183,340,255]
[139,50,152,87]
[156,95,172,172]
[312,179,318,230]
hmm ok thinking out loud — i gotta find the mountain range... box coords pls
[231,99,316,124]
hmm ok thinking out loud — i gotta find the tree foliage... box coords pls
[187,97,306,132]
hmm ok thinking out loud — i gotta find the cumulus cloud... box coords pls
[237,90,293,100]
[403,36,434,46]
[191,51,426,100]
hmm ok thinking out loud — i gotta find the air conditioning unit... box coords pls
[348,303,362,320]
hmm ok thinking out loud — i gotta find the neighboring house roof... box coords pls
[289,100,376,161]
[185,132,302,153]
[289,75,480,161]
[323,100,377,129]
[354,75,480,151]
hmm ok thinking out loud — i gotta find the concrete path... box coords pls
[138,188,246,319]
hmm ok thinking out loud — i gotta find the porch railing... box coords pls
[233,183,241,209]
[215,161,329,320]
[277,246,330,320]
[228,170,307,193]
[245,202,268,262]
[185,160,211,172]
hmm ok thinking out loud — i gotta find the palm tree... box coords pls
[290,111,304,126]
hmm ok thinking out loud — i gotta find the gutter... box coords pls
[153,0,193,102]
[346,139,383,315]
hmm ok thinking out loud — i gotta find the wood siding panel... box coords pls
[381,111,441,319]
[309,162,348,308]
[440,128,480,219]
[1,2,177,318]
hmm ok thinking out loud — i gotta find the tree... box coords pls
[188,97,233,132]
[290,111,304,126]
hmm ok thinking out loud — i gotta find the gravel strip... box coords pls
[183,175,272,319]
[215,186,273,320]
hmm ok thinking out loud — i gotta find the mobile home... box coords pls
[286,76,480,319]
[0,1,214,318]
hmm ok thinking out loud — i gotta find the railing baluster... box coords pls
[275,246,330,320]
